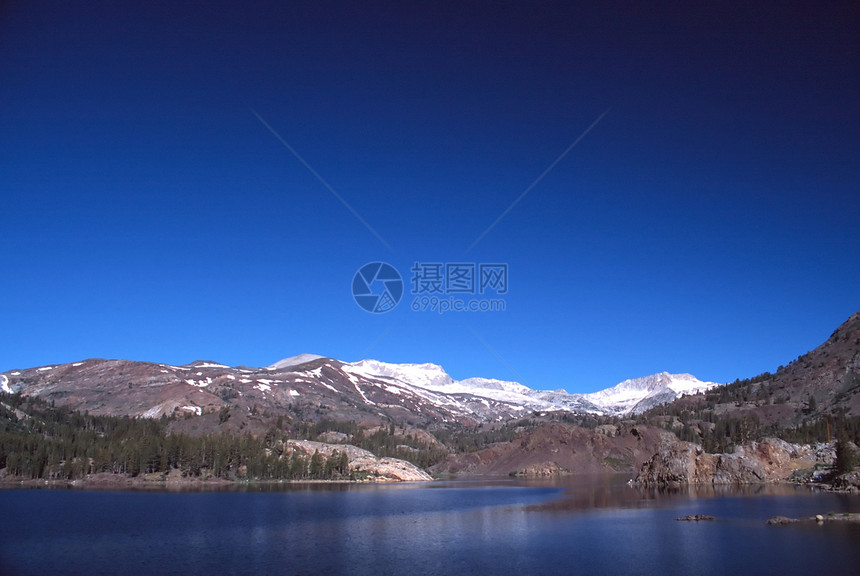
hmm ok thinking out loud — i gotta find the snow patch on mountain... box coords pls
[184,378,210,388]
[190,361,230,369]
[268,354,325,371]
[1,375,12,394]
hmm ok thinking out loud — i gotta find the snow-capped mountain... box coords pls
[0,355,720,424]
[583,372,720,415]
[342,360,712,416]
[345,359,601,413]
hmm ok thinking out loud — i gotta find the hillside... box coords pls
[431,421,676,477]
[632,312,860,456]
[661,311,860,428]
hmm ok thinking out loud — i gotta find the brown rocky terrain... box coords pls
[431,422,677,476]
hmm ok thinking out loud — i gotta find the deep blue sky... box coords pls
[2,1,857,392]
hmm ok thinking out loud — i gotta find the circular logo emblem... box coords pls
[352,262,403,313]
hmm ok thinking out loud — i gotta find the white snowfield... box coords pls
[1,374,11,394]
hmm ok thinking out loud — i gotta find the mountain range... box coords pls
[0,355,717,427]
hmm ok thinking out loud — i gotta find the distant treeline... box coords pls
[0,393,349,481]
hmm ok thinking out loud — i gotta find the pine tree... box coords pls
[309,450,325,479]
[834,436,857,475]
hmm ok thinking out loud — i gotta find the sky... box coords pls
[1,1,858,393]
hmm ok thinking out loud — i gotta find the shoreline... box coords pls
[0,472,430,491]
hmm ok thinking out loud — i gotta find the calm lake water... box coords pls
[1,477,858,575]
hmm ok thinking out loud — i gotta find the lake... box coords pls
[1,477,858,575]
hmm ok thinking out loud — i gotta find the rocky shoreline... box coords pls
[632,438,860,492]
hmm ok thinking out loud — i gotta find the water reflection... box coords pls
[522,473,823,513]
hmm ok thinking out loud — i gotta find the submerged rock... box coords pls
[766,516,798,525]
[767,513,860,525]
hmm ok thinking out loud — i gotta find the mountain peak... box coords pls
[584,372,720,415]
